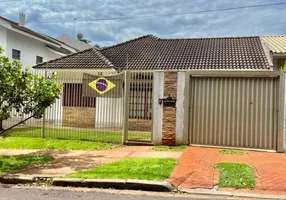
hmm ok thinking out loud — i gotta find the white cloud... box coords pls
[1,0,285,46]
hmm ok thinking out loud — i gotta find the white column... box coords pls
[176,71,187,145]
[152,71,164,145]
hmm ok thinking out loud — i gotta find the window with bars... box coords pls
[36,56,43,64]
[12,49,21,60]
[63,83,96,107]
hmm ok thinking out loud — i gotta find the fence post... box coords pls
[41,71,47,138]
[123,71,130,144]
[152,71,164,145]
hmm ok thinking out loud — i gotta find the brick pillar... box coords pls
[162,72,177,145]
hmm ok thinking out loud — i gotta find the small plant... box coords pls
[218,162,255,189]
[152,145,187,151]
[219,149,245,155]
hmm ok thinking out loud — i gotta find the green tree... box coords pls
[0,47,61,134]
[280,61,286,71]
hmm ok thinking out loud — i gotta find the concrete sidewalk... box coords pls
[0,146,182,177]
[168,146,286,196]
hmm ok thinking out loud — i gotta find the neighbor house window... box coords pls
[36,56,43,64]
[12,49,21,60]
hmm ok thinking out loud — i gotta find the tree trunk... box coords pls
[0,120,3,131]
[0,116,33,135]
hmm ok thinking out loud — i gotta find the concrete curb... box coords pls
[0,175,35,184]
[180,188,286,200]
[52,178,176,192]
[2,175,286,199]
[0,176,176,192]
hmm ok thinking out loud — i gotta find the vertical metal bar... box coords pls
[277,72,285,152]
[41,71,47,138]
[150,72,154,143]
[123,71,130,144]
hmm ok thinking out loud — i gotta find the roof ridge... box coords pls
[101,34,158,50]
[159,36,260,41]
[91,48,115,68]
[262,35,286,37]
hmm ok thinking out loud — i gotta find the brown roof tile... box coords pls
[101,35,269,70]
[35,48,114,69]
[33,35,271,70]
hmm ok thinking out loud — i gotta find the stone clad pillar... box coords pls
[152,71,189,146]
[162,72,177,145]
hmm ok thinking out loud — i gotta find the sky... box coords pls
[1,0,286,47]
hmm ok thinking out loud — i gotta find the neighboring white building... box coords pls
[57,34,92,51]
[0,13,79,70]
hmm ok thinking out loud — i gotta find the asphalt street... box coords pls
[0,186,261,200]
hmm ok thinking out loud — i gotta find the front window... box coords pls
[12,49,21,60]
[36,56,43,64]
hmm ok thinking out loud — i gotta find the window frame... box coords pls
[12,49,21,60]
[36,56,43,64]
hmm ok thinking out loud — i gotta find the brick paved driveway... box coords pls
[168,147,286,195]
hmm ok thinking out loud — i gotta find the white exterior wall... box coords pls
[0,26,7,56]
[5,29,61,70]
[176,72,185,144]
[95,98,123,128]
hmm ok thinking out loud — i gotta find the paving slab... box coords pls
[168,146,286,196]
[0,149,38,156]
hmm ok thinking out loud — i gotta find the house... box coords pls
[262,36,286,70]
[33,35,286,152]
[34,34,273,71]
[57,34,92,51]
[0,13,79,69]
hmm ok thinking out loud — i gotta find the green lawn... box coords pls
[68,158,177,180]
[4,127,151,143]
[0,137,120,150]
[152,145,187,151]
[218,163,255,189]
[219,149,245,155]
[0,155,53,173]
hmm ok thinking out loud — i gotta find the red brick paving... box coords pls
[168,146,286,195]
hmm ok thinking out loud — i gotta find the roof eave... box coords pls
[46,46,68,56]
[6,25,61,48]
[273,53,286,57]
[259,36,274,69]
[33,67,116,72]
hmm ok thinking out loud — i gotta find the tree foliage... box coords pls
[0,47,61,134]
[280,61,286,71]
